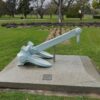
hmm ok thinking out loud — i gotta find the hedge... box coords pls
[93,15,100,19]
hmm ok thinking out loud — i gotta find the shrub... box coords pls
[93,15,100,19]
[65,5,81,18]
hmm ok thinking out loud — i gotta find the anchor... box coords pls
[17,27,82,67]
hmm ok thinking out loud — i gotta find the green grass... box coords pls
[0,25,100,99]
[0,91,100,100]
[0,15,100,25]
[0,26,100,71]
[53,27,100,70]
[0,26,49,70]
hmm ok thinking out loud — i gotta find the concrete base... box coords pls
[0,55,100,93]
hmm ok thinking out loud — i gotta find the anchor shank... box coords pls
[33,28,81,53]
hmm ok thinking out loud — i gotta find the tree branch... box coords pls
[53,0,59,6]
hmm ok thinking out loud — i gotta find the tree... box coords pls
[0,0,7,17]
[53,0,90,22]
[45,1,57,19]
[6,0,18,17]
[30,0,46,19]
[53,0,75,22]
[18,0,30,18]
[92,0,100,9]
[74,0,90,15]
[66,4,80,18]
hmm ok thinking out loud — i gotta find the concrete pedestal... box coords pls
[0,55,100,93]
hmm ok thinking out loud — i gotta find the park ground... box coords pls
[0,15,100,24]
[0,15,100,99]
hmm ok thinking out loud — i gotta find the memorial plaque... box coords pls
[42,74,52,81]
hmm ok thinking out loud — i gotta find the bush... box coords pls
[20,17,24,19]
[93,15,100,19]
[65,5,81,18]
[66,12,79,18]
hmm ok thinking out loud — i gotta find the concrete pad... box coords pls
[0,55,100,93]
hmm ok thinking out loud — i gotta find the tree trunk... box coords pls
[24,13,27,19]
[38,11,44,19]
[36,14,39,19]
[58,0,62,23]
[50,13,52,19]
[12,13,14,18]
[40,14,43,19]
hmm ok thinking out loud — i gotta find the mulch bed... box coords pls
[1,22,100,28]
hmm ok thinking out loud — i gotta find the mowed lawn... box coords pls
[0,26,100,71]
[0,26,100,99]
[0,91,100,100]
[0,26,49,70]
[0,15,100,25]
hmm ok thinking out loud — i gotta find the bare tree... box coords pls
[53,0,74,22]
[18,0,31,18]
[6,0,19,17]
[46,1,57,19]
[0,0,7,17]
[31,0,46,19]
[53,0,90,22]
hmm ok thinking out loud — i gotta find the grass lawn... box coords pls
[0,26,100,99]
[0,26,100,71]
[0,91,100,100]
[0,15,100,25]
[0,26,49,70]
